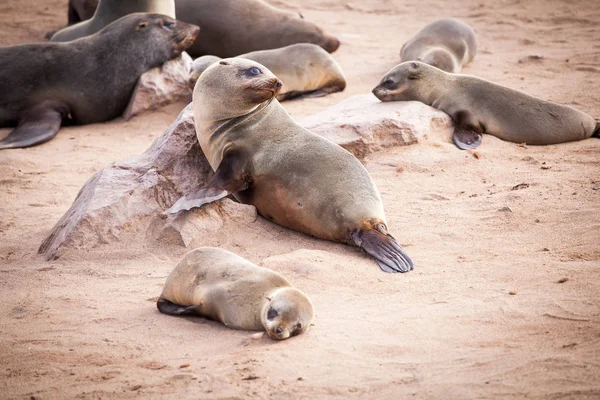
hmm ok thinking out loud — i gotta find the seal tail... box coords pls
[352,227,414,273]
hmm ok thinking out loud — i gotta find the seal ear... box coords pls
[219,60,230,66]
[265,297,272,301]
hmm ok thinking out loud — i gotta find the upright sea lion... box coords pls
[372,61,600,149]
[51,0,176,42]
[0,14,199,150]
[189,44,346,100]
[400,18,477,73]
[157,247,314,340]
[65,0,340,56]
[169,58,414,273]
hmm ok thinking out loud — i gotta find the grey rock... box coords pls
[301,94,453,160]
[122,52,194,121]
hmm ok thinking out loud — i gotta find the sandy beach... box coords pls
[1,0,599,398]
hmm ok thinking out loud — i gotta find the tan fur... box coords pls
[51,0,175,42]
[400,18,477,73]
[159,247,314,339]
[193,58,387,244]
[189,44,346,100]
[373,61,598,145]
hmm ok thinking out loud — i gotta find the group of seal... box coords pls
[59,0,341,57]
[5,4,598,340]
[0,13,199,149]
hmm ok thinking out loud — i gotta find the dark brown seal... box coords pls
[65,0,340,57]
[0,13,199,150]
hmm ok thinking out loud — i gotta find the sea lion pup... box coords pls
[400,18,477,73]
[68,0,98,25]
[372,61,600,149]
[189,44,346,100]
[0,14,199,150]
[157,247,314,340]
[51,0,176,42]
[169,58,414,273]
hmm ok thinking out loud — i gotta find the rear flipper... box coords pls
[452,126,482,150]
[352,226,414,273]
[157,298,202,316]
[0,101,68,150]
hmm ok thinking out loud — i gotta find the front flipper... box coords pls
[451,110,483,150]
[352,226,414,273]
[167,147,251,214]
[0,101,68,150]
[452,126,482,150]
[157,298,202,316]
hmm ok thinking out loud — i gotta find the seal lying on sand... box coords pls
[64,0,340,57]
[400,18,477,73]
[157,247,314,340]
[169,58,414,273]
[372,61,600,149]
[51,0,176,42]
[0,14,199,150]
[189,44,346,100]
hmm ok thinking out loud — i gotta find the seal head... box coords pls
[262,287,314,340]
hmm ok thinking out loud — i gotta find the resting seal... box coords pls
[157,247,314,340]
[400,18,477,73]
[0,14,199,150]
[51,0,176,42]
[169,58,414,273]
[189,43,346,100]
[372,61,600,149]
[65,0,340,56]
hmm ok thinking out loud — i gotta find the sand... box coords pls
[1,0,599,399]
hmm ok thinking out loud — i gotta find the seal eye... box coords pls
[295,323,302,330]
[275,327,283,334]
[163,20,175,29]
[248,67,262,76]
[267,308,278,320]
[383,79,395,89]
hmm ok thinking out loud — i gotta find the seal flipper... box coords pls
[157,298,202,316]
[453,126,482,150]
[0,102,67,150]
[351,227,414,273]
[167,148,251,213]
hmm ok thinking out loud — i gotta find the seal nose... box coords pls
[275,326,283,334]
[275,80,283,89]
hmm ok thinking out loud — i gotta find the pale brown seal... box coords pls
[0,13,199,150]
[400,18,477,73]
[51,0,176,42]
[372,61,600,149]
[169,58,414,273]
[65,0,340,56]
[189,43,346,100]
[157,247,314,340]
